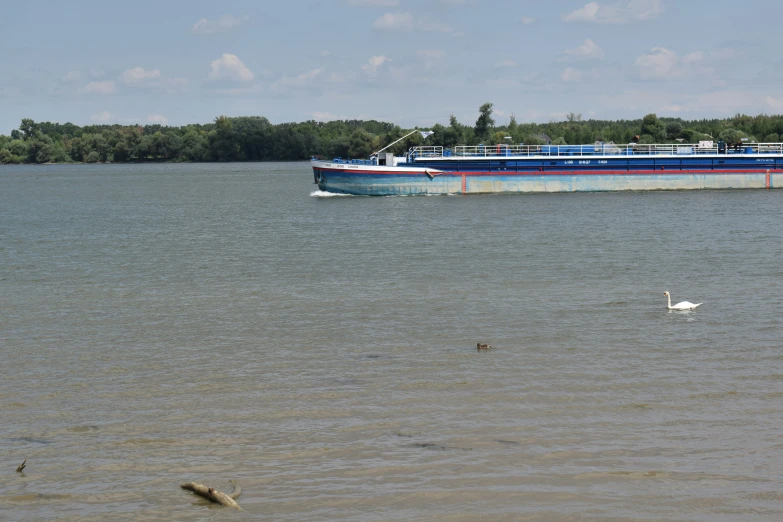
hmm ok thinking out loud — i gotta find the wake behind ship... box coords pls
[312,136,781,196]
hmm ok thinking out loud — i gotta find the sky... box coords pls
[1,0,782,134]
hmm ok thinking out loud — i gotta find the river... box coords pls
[1,162,781,521]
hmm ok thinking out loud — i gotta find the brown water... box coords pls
[1,162,781,521]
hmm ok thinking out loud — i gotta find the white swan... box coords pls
[663,291,702,310]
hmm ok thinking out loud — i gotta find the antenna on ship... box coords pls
[371,129,434,157]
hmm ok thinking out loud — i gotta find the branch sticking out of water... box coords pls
[181,480,241,509]
[16,460,26,473]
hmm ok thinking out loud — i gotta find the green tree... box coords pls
[19,118,40,140]
[508,113,518,133]
[113,139,130,162]
[6,139,28,158]
[327,136,350,159]
[492,130,508,144]
[680,129,698,143]
[0,149,24,164]
[348,129,374,159]
[665,121,683,139]
[718,128,746,144]
[134,135,154,160]
[272,125,307,159]
[150,132,182,160]
[232,116,272,160]
[181,130,208,161]
[27,135,54,163]
[84,133,111,162]
[439,114,462,148]
[208,116,239,161]
[69,136,85,161]
[474,102,494,143]
[0,139,27,164]
[50,142,70,163]
[9,108,783,164]
[640,114,666,142]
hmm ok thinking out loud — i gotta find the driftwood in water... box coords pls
[181,480,241,509]
[16,460,26,473]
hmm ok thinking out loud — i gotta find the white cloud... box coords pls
[682,51,704,64]
[766,96,783,111]
[362,55,390,73]
[80,81,117,94]
[192,15,246,35]
[346,0,399,5]
[90,111,114,122]
[373,12,414,30]
[565,2,599,22]
[121,67,161,85]
[561,39,603,60]
[495,60,518,68]
[121,68,187,93]
[280,68,323,87]
[633,47,714,81]
[208,54,254,82]
[564,0,663,24]
[521,17,535,24]
[561,68,583,82]
[329,72,346,83]
[635,47,680,79]
[147,114,168,125]
[63,70,81,82]
[373,12,455,32]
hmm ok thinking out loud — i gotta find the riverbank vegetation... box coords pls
[2,105,783,164]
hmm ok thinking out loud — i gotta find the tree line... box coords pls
[2,105,783,165]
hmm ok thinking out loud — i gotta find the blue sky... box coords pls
[1,0,782,133]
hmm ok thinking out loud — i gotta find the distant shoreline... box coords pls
[3,110,782,165]
[0,159,313,165]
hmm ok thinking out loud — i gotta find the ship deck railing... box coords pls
[409,143,783,160]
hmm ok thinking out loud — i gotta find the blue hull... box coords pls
[313,169,779,195]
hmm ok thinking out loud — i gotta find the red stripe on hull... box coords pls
[318,168,777,176]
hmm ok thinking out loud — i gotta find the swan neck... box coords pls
[666,293,672,309]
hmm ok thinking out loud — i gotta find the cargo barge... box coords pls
[311,138,781,195]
